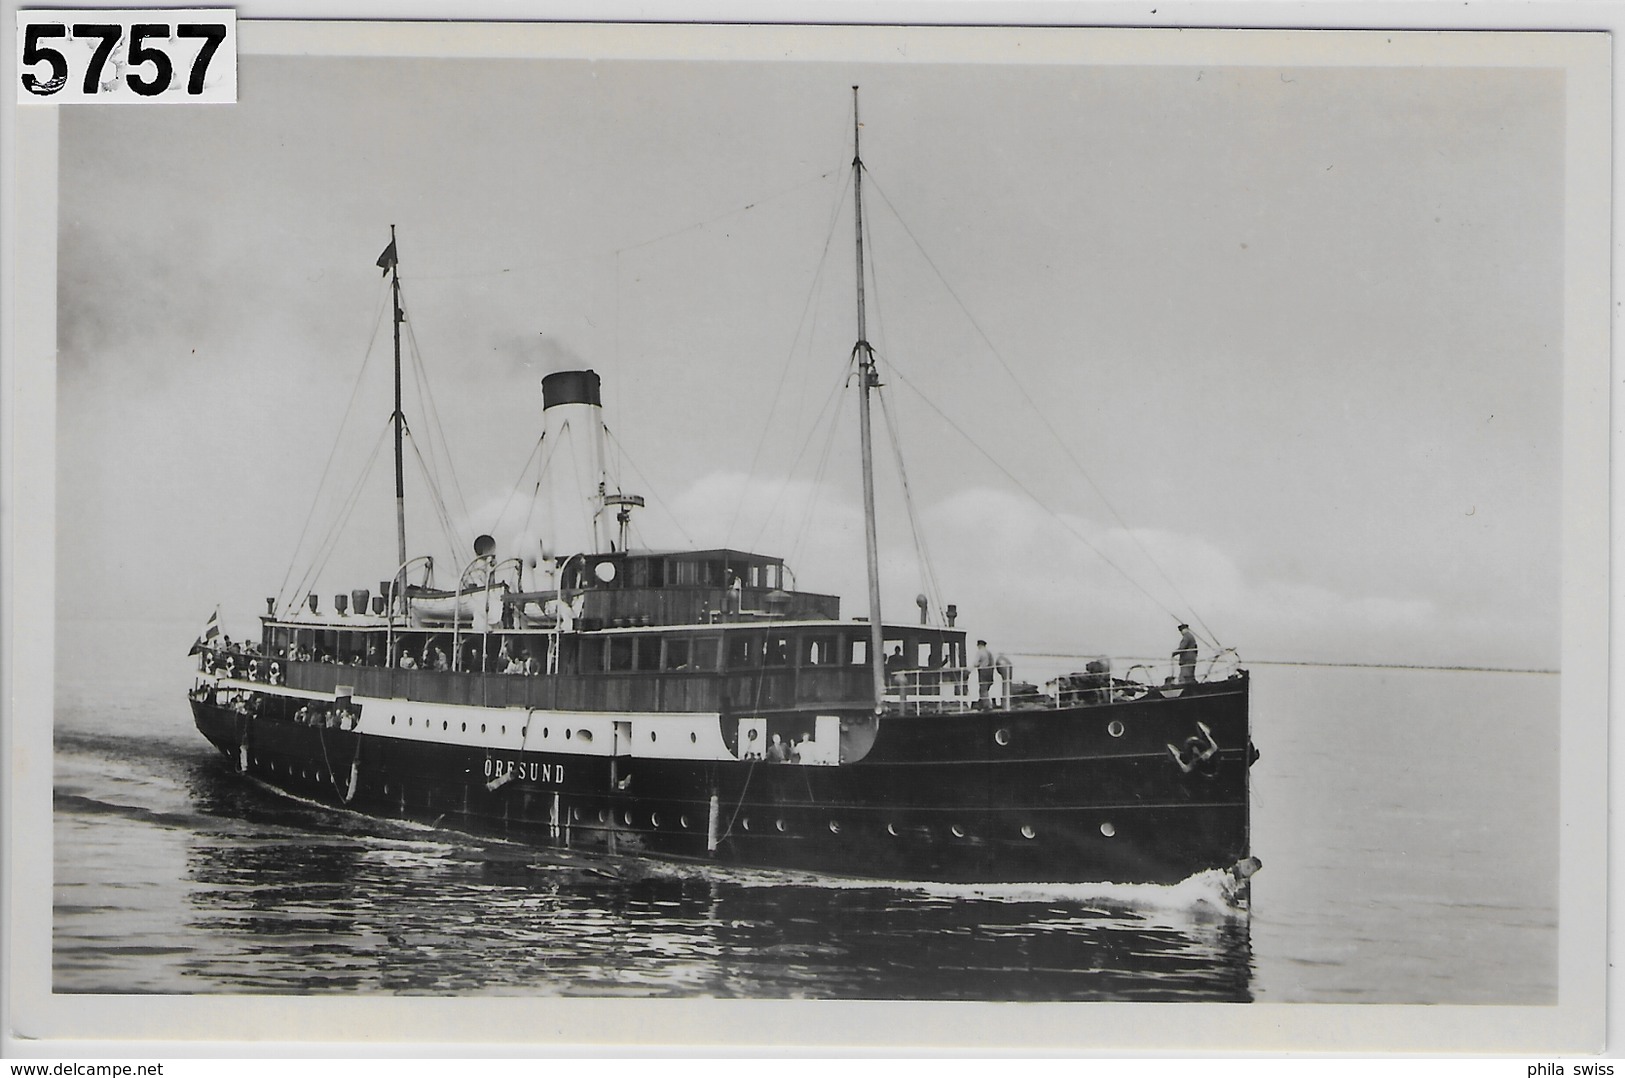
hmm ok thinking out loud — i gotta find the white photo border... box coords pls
[2,5,1611,1056]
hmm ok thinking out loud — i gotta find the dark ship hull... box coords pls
[191,670,1249,885]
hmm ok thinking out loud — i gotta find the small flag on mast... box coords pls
[376,239,397,277]
[189,608,221,655]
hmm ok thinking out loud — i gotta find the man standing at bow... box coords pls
[1174,623,1198,684]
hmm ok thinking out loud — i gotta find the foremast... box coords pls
[385,224,407,571]
[851,86,886,714]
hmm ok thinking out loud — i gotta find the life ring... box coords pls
[248,658,260,680]
[238,741,249,773]
[225,655,236,676]
[269,661,282,685]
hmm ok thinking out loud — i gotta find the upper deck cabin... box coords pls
[217,546,972,715]
[556,548,839,628]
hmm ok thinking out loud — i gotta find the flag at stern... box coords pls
[188,608,221,656]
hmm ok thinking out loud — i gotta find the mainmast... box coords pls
[387,225,406,571]
[851,87,886,714]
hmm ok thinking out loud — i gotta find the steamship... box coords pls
[189,92,1256,890]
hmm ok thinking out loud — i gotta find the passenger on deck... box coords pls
[1174,624,1198,684]
[973,640,995,708]
[766,733,788,763]
[432,647,449,671]
[399,652,417,669]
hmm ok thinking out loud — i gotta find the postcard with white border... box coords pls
[2,3,1611,1057]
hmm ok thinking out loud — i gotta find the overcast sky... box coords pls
[56,41,1566,673]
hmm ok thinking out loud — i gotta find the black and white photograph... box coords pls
[3,10,1610,1055]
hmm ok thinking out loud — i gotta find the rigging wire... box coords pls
[275,286,391,611]
[784,371,850,573]
[864,172,1222,646]
[399,284,473,536]
[723,164,856,549]
[404,428,465,561]
[856,182,945,618]
[488,431,547,545]
[880,361,1189,628]
[876,384,945,622]
[284,417,393,612]
[602,424,697,548]
[751,362,850,560]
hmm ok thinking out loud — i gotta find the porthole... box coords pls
[578,729,593,744]
[480,723,486,733]
[1020,824,1036,839]
[652,813,661,827]
[1107,720,1125,738]
[542,727,549,738]
[690,732,697,743]
[623,811,633,826]
[829,820,841,834]
[742,818,751,831]
[442,721,448,731]
[747,728,759,742]
[408,717,414,726]
[597,810,606,823]
[571,807,581,822]
[950,825,966,838]
[775,819,786,832]
[501,725,507,734]
[390,716,396,725]
[886,823,899,837]
[650,730,657,742]
[522,726,528,737]
[566,729,573,739]
[680,815,690,829]
[994,728,1011,746]
[1100,822,1116,837]
[461,722,466,732]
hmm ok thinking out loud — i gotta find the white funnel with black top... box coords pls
[541,370,640,557]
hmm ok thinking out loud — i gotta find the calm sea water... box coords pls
[51,618,1557,1002]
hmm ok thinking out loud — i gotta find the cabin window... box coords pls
[578,636,605,673]
[628,560,650,588]
[806,636,836,666]
[918,642,935,669]
[765,564,780,589]
[635,636,661,672]
[703,560,722,586]
[692,637,719,671]
[726,632,763,669]
[883,638,907,670]
[664,638,691,670]
[748,565,761,588]
[609,636,634,671]
[765,635,791,666]
[675,560,699,586]
[850,638,868,666]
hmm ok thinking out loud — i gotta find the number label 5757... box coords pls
[17,10,235,104]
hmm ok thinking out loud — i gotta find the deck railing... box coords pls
[198,646,1242,715]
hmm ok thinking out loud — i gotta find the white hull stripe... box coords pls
[214,679,742,761]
